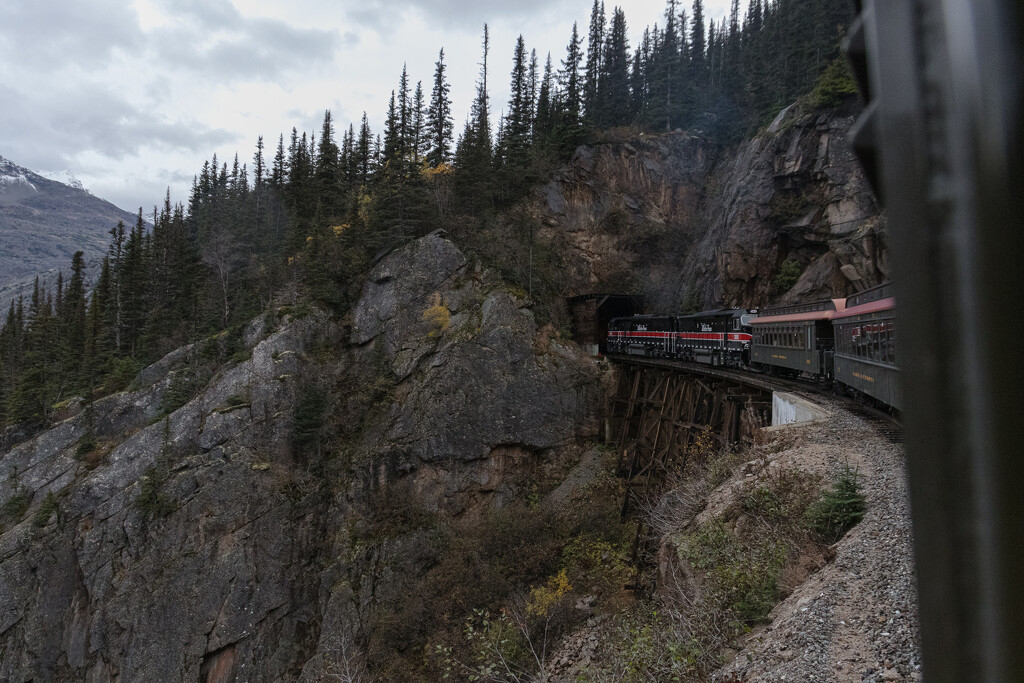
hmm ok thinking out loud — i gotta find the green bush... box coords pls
[679,523,786,624]
[811,56,859,109]
[2,491,31,523]
[773,259,803,295]
[160,369,207,416]
[32,491,59,527]
[75,434,97,458]
[806,466,866,543]
[109,357,141,391]
[135,466,175,519]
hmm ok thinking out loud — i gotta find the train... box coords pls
[606,282,901,412]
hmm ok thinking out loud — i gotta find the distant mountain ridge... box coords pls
[0,154,138,309]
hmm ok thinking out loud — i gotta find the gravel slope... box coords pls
[713,397,922,682]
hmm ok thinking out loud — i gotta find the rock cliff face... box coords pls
[680,103,888,308]
[536,102,886,309]
[0,232,604,681]
[537,133,714,297]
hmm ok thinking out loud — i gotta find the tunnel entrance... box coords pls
[567,294,645,356]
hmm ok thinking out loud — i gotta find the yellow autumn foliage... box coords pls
[421,292,450,338]
[526,569,573,618]
[422,162,454,179]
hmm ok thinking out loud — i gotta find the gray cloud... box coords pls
[0,83,236,171]
[0,0,142,68]
[158,0,244,30]
[345,0,577,33]
[147,0,339,82]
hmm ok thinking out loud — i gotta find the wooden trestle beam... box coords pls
[605,363,769,582]
[606,365,767,519]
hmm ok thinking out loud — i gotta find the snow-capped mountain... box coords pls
[0,156,87,193]
[36,168,87,192]
[0,154,137,309]
[0,155,36,192]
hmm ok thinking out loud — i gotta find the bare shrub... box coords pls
[306,633,369,682]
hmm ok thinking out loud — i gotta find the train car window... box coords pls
[889,320,896,365]
[880,323,889,363]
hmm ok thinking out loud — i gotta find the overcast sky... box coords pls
[0,0,742,214]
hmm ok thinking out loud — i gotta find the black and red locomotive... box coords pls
[607,308,757,369]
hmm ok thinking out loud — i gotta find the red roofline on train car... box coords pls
[751,298,848,324]
[831,296,896,320]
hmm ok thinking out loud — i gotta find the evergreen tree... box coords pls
[315,110,342,217]
[382,91,401,167]
[600,7,632,126]
[648,1,682,130]
[357,113,373,185]
[557,22,584,146]
[10,278,51,426]
[271,134,286,189]
[502,35,533,176]
[534,52,556,142]
[454,25,494,211]
[412,80,427,164]
[62,251,88,390]
[426,48,454,167]
[397,64,412,161]
[583,0,606,124]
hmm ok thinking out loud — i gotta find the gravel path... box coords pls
[713,397,922,682]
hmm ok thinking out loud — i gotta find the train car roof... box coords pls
[831,295,896,321]
[751,298,848,324]
[844,282,894,308]
[676,308,753,319]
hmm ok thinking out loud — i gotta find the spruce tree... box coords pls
[601,7,632,126]
[454,25,494,211]
[502,35,533,176]
[583,0,606,125]
[534,52,556,143]
[63,251,88,390]
[557,22,584,148]
[412,80,427,165]
[426,48,454,167]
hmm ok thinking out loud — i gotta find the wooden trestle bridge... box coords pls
[605,358,774,560]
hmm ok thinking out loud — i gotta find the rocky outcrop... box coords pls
[678,103,887,308]
[0,232,605,681]
[537,133,714,296]
[534,102,885,310]
[349,233,602,515]
[0,312,337,682]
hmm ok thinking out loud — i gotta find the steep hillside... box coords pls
[0,102,907,681]
[0,155,137,307]
[0,232,610,681]
[535,101,885,311]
